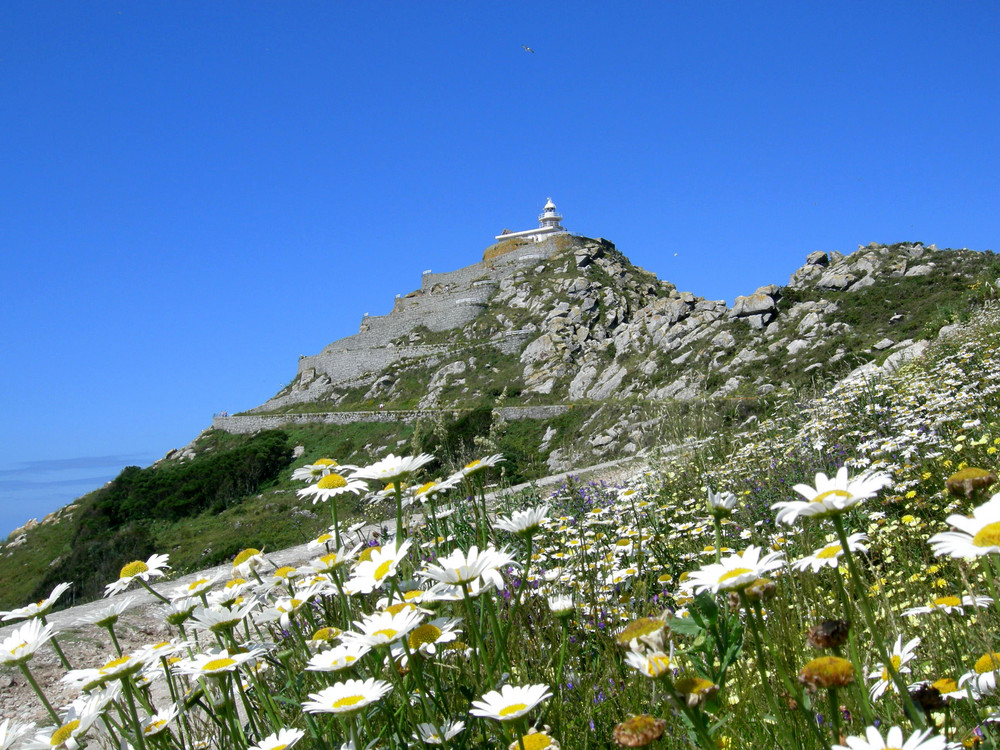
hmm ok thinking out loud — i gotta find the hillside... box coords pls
[2,235,997,609]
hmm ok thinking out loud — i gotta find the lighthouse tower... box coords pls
[494,198,569,243]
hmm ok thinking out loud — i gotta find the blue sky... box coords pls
[1,2,997,537]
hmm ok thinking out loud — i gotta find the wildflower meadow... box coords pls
[6,304,1000,749]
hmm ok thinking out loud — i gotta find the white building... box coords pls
[494,198,568,243]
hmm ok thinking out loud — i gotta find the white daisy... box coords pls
[413,719,465,745]
[791,533,868,573]
[353,453,435,483]
[831,725,946,750]
[469,683,552,722]
[248,727,306,750]
[494,505,549,536]
[104,553,170,596]
[772,467,891,526]
[296,473,369,504]
[685,545,785,595]
[928,493,1000,558]
[302,678,392,715]
[0,582,71,622]
[0,619,54,666]
[868,636,920,700]
[305,642,371,672]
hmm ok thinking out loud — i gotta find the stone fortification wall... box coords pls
[214,405,570,435]
[292,237,571,387]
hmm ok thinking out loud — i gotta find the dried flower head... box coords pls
[946,467,997,497]
[807,619,851,650]
[612,715,668,747]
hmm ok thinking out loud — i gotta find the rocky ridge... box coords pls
[221,237,995,473]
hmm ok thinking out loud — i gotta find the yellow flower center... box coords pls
[675,676,716,695]
[933,677,959,693]
[50,720,80,746]
[332,694,365,709]
[203,657,237,672]
[144,720,168,735]
[373,628,399,640]
[312,627,341,641]
[317,473,347,489]
[315,533,333,544]
[314,458,337,466]
[648,654,671,676]
[119,560,148,578]
[932,596,962,608]
[521,733,553,750]
[499,702,528,717]
[718,567,753,583]
[409,624,443,649]
[271,745,288,750]
[359,546,380,563]
[101,656,132,673]
[464,460,481,469]
[811,489,851,504]
[972,522,1000,548]
[404,590,424,601]
[188,578,209,591]
[374,560,393,581]
[881,655,902,682]
[385,602,412,615]
[227,578,247,588]
[816,544,843,559]
[233,549,260,567]
[416,481,436,495]
[974,652,1000,674]
[274,567,296,579]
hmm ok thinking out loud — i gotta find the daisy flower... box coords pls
[625,649,674,678]
[232,548,269,577]
[706,488,738,518]
[901,594,992,617]
[75,597,135,628]
[685,545,785,595]
[173,648,261,678]
[419,545,518,587]
[460,454,505,478]
[0,619,54,665]
[413,720,465,745]
[792,533,868,573]
[140,706,179,737]
[469,683,552,722]
[831,725,946,750]
[772,467,891,525]
[296,473,369,504]
[305,642,371,672]
[343,608,424,648]
[0,718,35,750]
[292,458,346,482]
[189,601,258,634]
[494,505,550,536]
[248,728,306,750]
[302,678,392,715]
[104,553,170,596]
[960,651,1000,695]
[345,538,413,594]
[868,636,920,700]
[1,582,71,622]
[398,617,463,657]
[353,453,435,483]
[928,493,1000,558]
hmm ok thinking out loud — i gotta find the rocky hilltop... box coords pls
[215,234,995,472]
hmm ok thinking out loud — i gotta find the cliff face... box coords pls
[233,235,996,469]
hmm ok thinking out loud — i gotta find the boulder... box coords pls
[731,293,776,318]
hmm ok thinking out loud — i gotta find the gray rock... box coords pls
[817,272,856,290]
[805,251,829,266]
[873,338,894,351]
[731,293,776,317]
[798,311,822,333]
[712,330,736,349]
[786,339,810,356]
[905,264,934,277]
[568,365,599,400]
[849,275,876,290]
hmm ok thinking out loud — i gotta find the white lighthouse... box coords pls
[494,198,568,243]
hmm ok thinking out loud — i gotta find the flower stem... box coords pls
[18,661,60,724]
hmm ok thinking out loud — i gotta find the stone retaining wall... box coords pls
[213,405,570,435]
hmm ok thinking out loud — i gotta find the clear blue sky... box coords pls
[1,2,997,537]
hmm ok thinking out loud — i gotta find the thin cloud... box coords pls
[0,454,151,478]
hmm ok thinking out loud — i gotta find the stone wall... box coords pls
[290,237,573,389]
[213,405,570,435]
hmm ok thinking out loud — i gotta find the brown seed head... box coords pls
[909,682,946,712]
[807,619,851,650]
[613,715,668,748]
[946,468,997,497]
